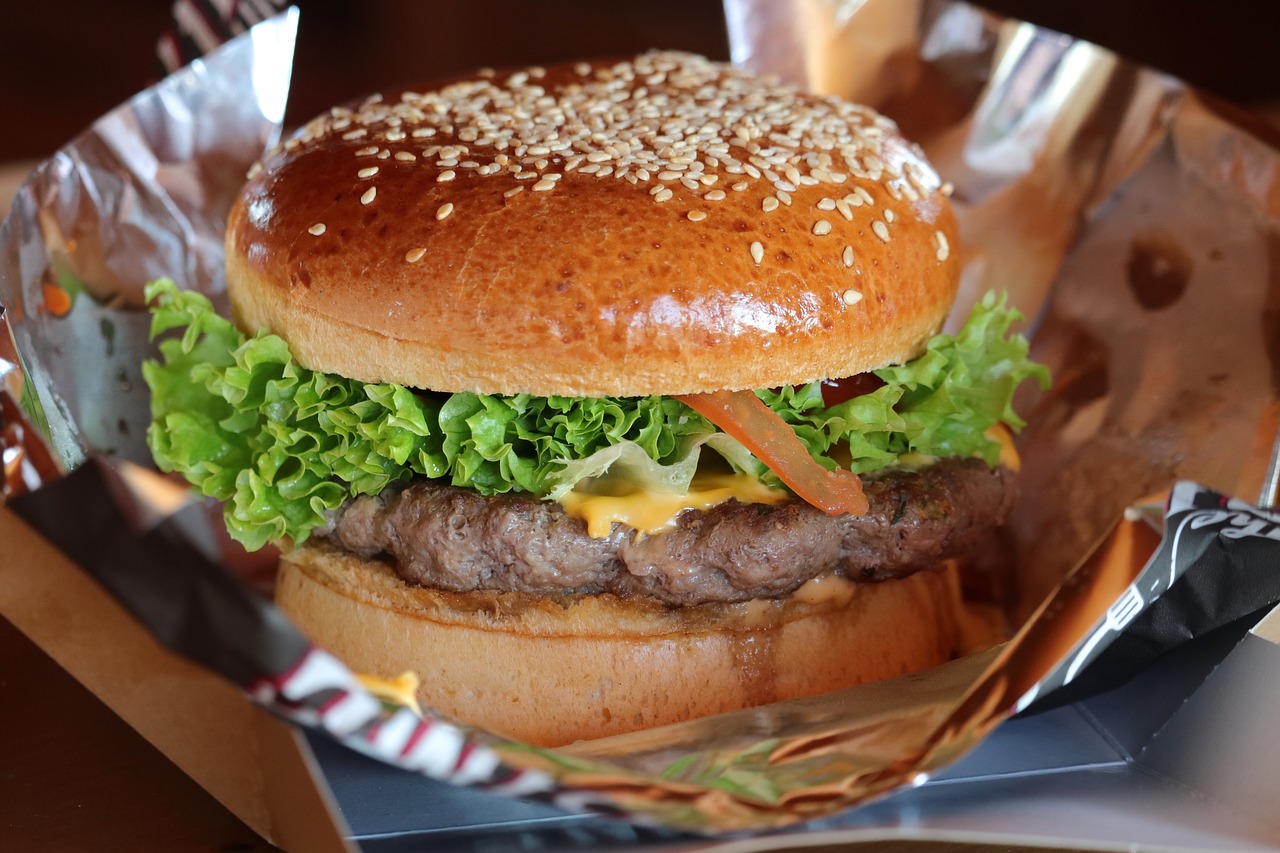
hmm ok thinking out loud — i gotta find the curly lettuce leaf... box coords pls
[762,291,1051,473]
[143,281,1047,549]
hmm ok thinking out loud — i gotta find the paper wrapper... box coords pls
[4,0,1280,836]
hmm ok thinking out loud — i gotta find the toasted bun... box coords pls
[275,544,986,746]
[226,52,959,397]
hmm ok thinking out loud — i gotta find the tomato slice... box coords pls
[818,372,886,407]
[675,390,868,516]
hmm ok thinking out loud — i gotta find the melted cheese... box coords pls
[356,671,423,716]
[988,424,1021,472]
[559,428,1020,540]
[559,473,790,538]
[792,573,857,607]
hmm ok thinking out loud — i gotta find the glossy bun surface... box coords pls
[227,52,959,396]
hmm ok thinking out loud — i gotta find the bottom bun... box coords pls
[276,544,993,746]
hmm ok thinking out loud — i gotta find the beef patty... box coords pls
[324,457,1015,607]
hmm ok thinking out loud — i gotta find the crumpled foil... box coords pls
[3,0,1280,836]
[0,10,296,469]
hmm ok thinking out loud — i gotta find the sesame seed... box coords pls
[405,248,426,263]
[812,219,833,236]
[654,187,674,202]
[872,220,890,242]
[884,208,895,223]
[762,197,779,213]
[247,162,263,179]
[436,202,454,220]
[940,181,955,197]
[533,178,556,191]
[288,53,940,239]
[360,187,377,205]
[687,210,707,221]
[842,288,863,305]
[308,223,326,236]
[504,186,524,198]
[750,241,764,265]
[842,245,854,267]
[935,230,950,261]
[357,166,379,178]
[437,170,456,182]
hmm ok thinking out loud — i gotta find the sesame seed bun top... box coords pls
[225,51,960,397]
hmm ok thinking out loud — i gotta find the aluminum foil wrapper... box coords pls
[0,11,296,470]
[4,0,1280,836]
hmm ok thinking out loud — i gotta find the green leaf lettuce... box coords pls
[143,280,1048,549]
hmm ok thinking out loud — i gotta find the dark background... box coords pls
[2,0,1279,163]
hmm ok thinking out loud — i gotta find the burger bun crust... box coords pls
[225,53,960,397]
[276,544,988,746]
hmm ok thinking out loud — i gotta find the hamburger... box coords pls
[144,52,1048,746]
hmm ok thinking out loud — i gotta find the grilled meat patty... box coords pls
[325,457,1015,606]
